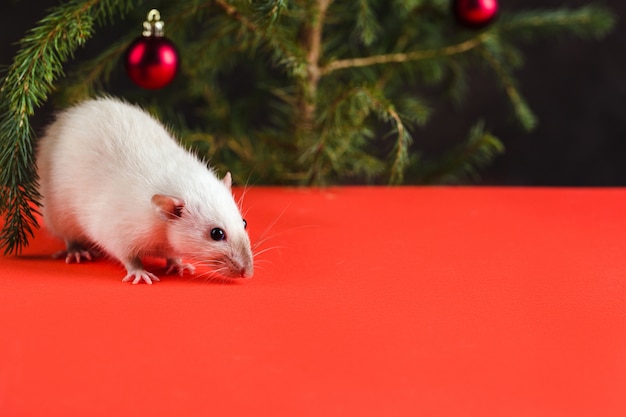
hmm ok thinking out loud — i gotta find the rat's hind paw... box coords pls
[122,269,161,285]
[64,249,92,264]
[53,241,97,264]
[165,258,196,276]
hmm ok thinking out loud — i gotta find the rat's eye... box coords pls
[243,219,247,229]
[210,228,226,241]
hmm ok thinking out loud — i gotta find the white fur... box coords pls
[36,97,253,283]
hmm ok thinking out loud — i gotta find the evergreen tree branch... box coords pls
[307,85,411,184]
[478,46,537,131]
[386,104,410,185]
[298,0,334,132]
[498,5,616,40]
[320,32,491,75]
[353,0,380,47]
[211,1,305,77]
[420,122,504,184]
[362,92,412,185]
[60,38,131,103]
[302,84,359,185]
[214,0,259,33]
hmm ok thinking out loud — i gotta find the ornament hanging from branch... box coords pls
[124,9,179,89]
[452,0,499,28]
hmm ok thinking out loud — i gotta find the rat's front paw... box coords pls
[122,269,161,285]
[165,258,196,276]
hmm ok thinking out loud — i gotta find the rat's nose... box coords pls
[240,266,253,279]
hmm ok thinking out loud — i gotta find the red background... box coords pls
[1,187,625,416]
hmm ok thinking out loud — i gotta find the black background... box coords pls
[1,0,624,186]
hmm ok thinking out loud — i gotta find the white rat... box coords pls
[36,97,253,284]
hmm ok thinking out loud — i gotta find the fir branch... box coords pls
[252,0,288,27]
[307,85,411,184]
[357,90,412,185]
[302,84,356,184]
[211,1,306,78]
[421,122,504,184]
[298,0,334,132]
[498,5,616,40]
[59,37,132,103]
[320,32,491,75]
[214,0,259,33]
[386,104,410,185]
[478,45,537,131]
[353,0,380,47]
[0,0,134,254]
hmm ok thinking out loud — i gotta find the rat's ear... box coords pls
[222,172,232,190]
[152,194,185,220]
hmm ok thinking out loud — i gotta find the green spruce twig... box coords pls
[420,122,505,184]
[320,32,491,75]
[499,5,616,40]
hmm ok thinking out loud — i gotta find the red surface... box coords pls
[1,187,625,416]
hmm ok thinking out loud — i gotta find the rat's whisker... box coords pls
[253,245,283,258]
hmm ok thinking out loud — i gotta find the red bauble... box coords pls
[453,0,499,28]
[124,10,179,89]
[125,36,179,90]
